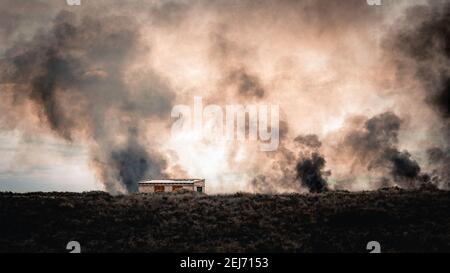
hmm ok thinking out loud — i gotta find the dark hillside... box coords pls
[0,188,449,253]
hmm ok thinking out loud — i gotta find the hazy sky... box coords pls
[0,133,100,192]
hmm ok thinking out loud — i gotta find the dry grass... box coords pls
[0,187,449,252]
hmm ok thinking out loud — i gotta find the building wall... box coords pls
[194,180,205,192]
[138,180,206,193]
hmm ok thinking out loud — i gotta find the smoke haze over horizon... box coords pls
[0,0,449,194]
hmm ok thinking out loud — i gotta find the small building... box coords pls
[138,179,205,193]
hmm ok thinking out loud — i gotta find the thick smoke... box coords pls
[370,148,421,187]
[427,147,450,189]
[250,121,300,193]
[387,0,450,119]
[335,112,424,188]
[251,131,330,193]
[98,131,168,193]
[209,32,267,101]
[1,0,449,194]
[0,9,174,193]
[295,134,329,193]
[384,0,450,187]
[296,153,328,193]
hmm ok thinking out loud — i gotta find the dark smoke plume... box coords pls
[387,1,450,119]
[109,136,168,192]
[385,150,421,180]
[294,134,328,193]
[369,148,421,188]
[296,153,328,193]
[340,112,423,187]
[0,11,174,193]
[384,0,450,187]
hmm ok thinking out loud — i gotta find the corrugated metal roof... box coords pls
[138,179,203,184]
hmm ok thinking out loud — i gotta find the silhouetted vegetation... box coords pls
[0,187,449,252]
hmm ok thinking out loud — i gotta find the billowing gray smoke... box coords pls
[250,122,300,193]
[385,0,450,187]
[340,112,424,188]
[383,149,421,181]
[294,134,328,193]
[108,132,168,192]
[427,147,450,188]
[251,131,331,193]
[0,10,174,193]
[1,0,449,194]
[296,153,328,193]
[387,0,450,119]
